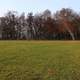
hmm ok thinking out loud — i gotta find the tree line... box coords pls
[0,8,80,40]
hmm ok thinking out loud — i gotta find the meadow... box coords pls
[0,41,80,80]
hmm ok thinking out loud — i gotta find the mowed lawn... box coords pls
[0,41,80,80]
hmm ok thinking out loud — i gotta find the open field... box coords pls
[0,41,80,80]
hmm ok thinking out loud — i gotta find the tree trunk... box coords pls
[65,26,75,40]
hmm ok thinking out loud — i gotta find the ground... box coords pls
[0,41,80,80]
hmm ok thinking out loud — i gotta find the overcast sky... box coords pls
[0,0,80,16]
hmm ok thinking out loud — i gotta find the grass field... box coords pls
[0,41,80,80]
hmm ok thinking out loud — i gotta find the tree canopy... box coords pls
[0,8,80,40]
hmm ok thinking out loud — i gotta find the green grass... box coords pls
[0,41,80,80]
